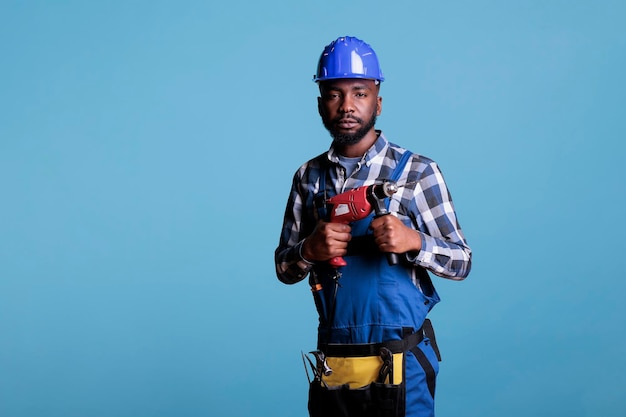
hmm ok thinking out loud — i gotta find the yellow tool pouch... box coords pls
[308,354,405,417]
[305,330,425,417]
[322,352,404,388]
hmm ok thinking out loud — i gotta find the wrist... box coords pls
[413,230,423,252]
[298,239,315,265]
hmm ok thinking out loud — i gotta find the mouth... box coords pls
[336,118,360,129]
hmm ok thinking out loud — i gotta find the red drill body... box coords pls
[326,182,399,267]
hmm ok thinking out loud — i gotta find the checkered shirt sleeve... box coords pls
[395,157,472,280]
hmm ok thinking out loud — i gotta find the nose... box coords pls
[339,95,354,114]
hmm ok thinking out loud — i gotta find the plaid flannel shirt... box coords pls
[275,132,472,285]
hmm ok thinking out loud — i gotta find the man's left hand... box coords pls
[370,214,422,254]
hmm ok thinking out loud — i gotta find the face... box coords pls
[318,79,382,146]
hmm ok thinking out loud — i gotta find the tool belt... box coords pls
[304,320,440,417]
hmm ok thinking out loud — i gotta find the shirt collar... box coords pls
[326,130,389,166]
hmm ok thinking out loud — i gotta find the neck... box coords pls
[336,129,379,158]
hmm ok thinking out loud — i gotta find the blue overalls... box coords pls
[309,153,442,417]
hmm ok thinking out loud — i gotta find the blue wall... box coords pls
[1,1,625,416]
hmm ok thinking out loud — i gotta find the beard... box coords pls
[322,107,378,146]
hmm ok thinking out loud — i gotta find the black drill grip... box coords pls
[387,252,399,266]
[372,212,399,266]
[376,213,399,266]
[369,184,400,267]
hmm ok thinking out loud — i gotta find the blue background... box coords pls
[1,1,624,416]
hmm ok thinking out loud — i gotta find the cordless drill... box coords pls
[326,181,400,267]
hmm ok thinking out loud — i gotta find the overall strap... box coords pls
[314,164,329,221]
[391,151,413,181]
[386,150,412,210]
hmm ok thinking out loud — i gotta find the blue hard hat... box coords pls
[313,36,384,83]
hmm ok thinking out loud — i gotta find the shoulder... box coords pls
[295,151,328,176]
[289,151,330,190]
[384,140,437,175]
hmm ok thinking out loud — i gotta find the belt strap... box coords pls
[423,318,441,361]
[320,327,424,357]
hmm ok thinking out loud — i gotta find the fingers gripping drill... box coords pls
[326,181,400,267]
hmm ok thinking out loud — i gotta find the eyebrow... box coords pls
[324,83,371,92]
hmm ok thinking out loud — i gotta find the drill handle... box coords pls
[369,183,400,266]
[386,252,399,266]
[374,210,400,266]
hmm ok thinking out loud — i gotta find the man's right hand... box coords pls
[301,221,352,262]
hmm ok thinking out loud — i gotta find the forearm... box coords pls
[406,232,471,280]
[275,170,316,284]
[275,240,314,284]
[405,161,472,280]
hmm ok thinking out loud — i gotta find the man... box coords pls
[275,36,471,417]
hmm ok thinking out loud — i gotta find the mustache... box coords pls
[333,115,363,124]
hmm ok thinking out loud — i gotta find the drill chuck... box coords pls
[372,181,399,199]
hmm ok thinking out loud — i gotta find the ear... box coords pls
[376,96,383,116]
[317,96,324,117]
